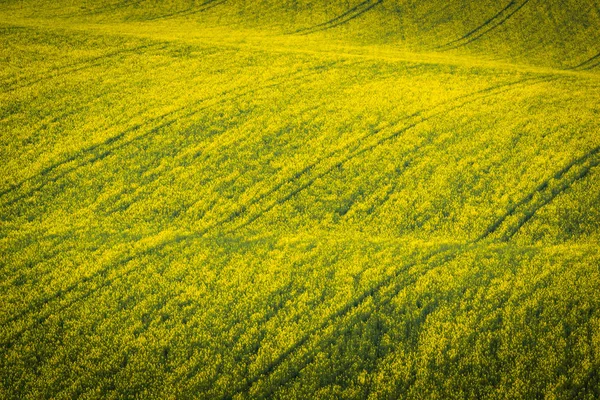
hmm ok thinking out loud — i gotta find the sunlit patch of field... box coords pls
[1,1,599,398]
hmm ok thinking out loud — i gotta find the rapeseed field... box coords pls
[1,1,599,398]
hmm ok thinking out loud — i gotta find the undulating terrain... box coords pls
[1,1,599,398]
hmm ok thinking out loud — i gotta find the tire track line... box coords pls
[2,42,168,93]
[221,76,557,235]
[166,262,313,391]
[144,0,228,21]
[173,245,442,395]
[259,249,465,399]
[292,0,383,35]
[0,232,191,347]
[181,76,560,394]
[0,61,344,206]
[436,0,531,51]
[0,62,353,330]
[568,51,600,71]
[113,102,323,224]
[439,1,516,48]
[226,244,462,398]
[2,56,175,133]
[0,246,64,289]
[478,146,600,241]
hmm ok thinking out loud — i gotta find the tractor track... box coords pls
[226,244,462,398]
[0,61,344,207]
[437,0,532,51]
[293,0,383,35]
[478,146,600,242]
[2,42,168,93]
[0,61,353,337]
[221,75,558,235]
[569,51,600,71]
[144,0,228,21]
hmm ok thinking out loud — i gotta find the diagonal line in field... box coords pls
[308,1,383,34]
[1,55,177,136]
[221,76,556,235]
[224,244,462,398]
[437,0,531,51]
[2,42,168,93]
[0,61,343,206]
[144,0,228,21]
[259,249,465,399]
[568,51,600,70]
[438,1,517,49]
[502,157,599,240]
[292,0,383,35]
[0,63,353,331]
[0,231,194,347]
[478,146,600,241]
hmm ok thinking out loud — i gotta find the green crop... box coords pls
[1,1,599,398]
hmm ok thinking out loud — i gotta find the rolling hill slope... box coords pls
[1,1,599,398]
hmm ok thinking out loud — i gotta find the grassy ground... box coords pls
[1,1,599,398]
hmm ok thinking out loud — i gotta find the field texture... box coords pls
[1,1,600,398]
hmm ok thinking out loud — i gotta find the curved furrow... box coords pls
[501,150,600,241]
[2,42,168,93]
[478,145,600,241]
[438,0,532,51]
[221,76,557,235]
[568,51,600,70]
[1,55,177,155]
[0,63,352,334]
[0,233,190,348]
[0,62,337,206]
[293,0,383,35]
[436,1,517,50]
[143,0,229,21]
[225,244,462,398]
[257,249,466,399]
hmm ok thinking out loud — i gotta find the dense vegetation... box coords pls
[1,1,599,398]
